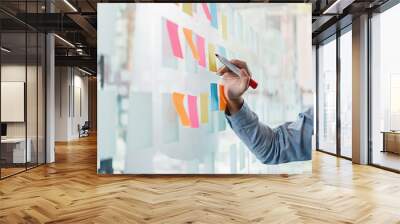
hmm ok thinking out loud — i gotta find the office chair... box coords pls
[79,121,90,138]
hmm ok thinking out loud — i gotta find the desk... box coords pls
[1,138,31,163]
[382,131,400,154]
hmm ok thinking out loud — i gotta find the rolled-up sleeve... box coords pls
[226,103,313,164]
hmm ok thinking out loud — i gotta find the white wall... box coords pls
[55,67,89,141]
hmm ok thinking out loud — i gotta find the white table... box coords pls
[1,138,31,163]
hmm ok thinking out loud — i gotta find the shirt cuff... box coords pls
[225,102,253,130]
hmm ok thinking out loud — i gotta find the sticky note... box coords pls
[210,3,218,28]
[162,18,178,69]
[200,93,209,123]
[184,41,198,74]
[219,85,227,111]
[182,3,192,16]
[208,43,217,72]
[201,3,211,21]
[222,14,227,40]
[210,83,219,111]
[183,28,199,60]
[196,34,206,67]
[172,92,190,126]
[166,19,183,59]
[187,95,199,128]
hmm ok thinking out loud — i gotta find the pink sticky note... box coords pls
[201,3,212,21]
[196,34,206,67]
[166,19,183,59]
[187,95,199,128]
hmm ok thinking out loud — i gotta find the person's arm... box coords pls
[217,59,313,164]
[226,103,313,164]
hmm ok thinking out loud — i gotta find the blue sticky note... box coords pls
[210,3,218,29]
[210,83,219,111]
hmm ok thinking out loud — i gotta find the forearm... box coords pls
[225,102,313,164]
[226,102,276,163]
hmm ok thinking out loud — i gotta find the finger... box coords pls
[230,59,247,69]
[240,68,250,78]
[222,72,240,80]
[217,65,229,75]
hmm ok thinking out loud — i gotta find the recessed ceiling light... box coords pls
[78,67,92,76]
[63,0,78,12]
[1,47,11,53]
[54,34,75,48]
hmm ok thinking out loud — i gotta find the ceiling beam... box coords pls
[55,55,96,71]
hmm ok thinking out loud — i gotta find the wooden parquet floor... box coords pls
[1,135,400,224]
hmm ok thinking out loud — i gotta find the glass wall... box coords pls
[371,3,400,171]
[0,1,46,179]
[317,37,337,154]
[1,29,28,178]
[340,29,352,158]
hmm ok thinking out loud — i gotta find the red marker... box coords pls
[215,54,258,89]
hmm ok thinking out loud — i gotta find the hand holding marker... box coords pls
[215,54,258,89]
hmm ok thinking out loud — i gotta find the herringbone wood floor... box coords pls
[1,135,400,224]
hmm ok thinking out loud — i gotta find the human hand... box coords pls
[217,59,251,114]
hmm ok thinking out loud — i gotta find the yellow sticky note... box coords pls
[208,43,217,72]
[200,93,209,123]
[182,3,192,16]
[222,14,227,40]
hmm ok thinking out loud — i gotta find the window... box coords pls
[371,3,400,171]
[340,29,352,158]
[318,37,337,154]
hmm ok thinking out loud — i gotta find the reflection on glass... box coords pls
[38,33,46,165]
[371,4,400,171]
[1,32,27,177]
[318,38,337,154]
[0,1,47,179]
[27,31,38,169]
[340,30,352,158]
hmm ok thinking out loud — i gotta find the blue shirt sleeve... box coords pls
[225,102,314,164]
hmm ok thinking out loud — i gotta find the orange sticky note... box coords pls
[200,93,209,123]
[182,3,193,16]
[208,43,217,72]
[172,92,191,127]
[183,28,200,60]
[219,85,227,111]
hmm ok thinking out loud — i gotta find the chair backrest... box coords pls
[82,121,90,129]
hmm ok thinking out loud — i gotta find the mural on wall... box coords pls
[98,3,313,174]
